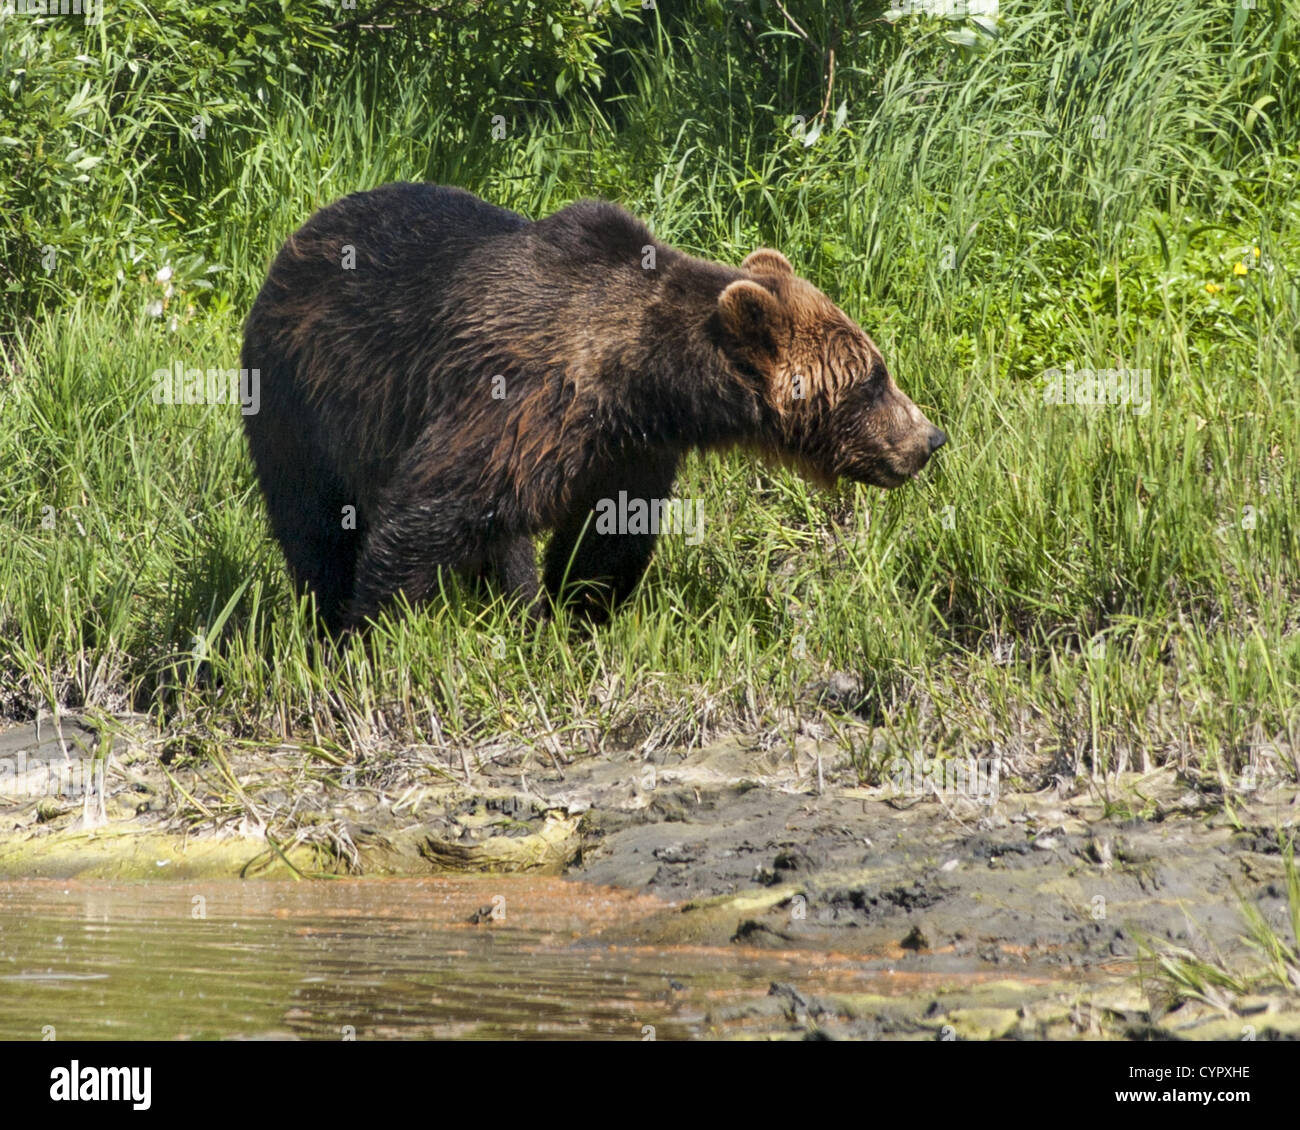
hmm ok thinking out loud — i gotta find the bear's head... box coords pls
[717,249,946,489]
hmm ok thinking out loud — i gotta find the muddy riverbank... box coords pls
[1,714,1297,1039]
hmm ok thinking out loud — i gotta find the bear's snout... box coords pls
[888,389,945,482]
[834,382,946,489]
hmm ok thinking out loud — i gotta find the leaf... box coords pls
[63,80,93,117]
[1244,95,1276,137]
[196,578,253,664]
[1151,216,1170,270]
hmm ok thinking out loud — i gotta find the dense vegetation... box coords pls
[2,0,1297,787]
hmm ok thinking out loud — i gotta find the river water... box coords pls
[0,877,922,1040]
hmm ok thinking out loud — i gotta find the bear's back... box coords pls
[296,182,529,274]
[242,185,666,511]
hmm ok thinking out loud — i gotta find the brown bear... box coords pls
[241,183,945,631]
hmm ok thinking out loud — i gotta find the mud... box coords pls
[1,715,1297,1039]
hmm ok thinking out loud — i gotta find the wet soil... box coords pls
[1,715,1297,1039]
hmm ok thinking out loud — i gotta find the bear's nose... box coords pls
[927,427,947,453]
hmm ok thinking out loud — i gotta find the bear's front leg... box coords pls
[543,451,680,622]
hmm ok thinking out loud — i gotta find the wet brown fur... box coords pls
[241,183,944,630]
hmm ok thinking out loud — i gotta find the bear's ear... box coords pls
[718,279,785,357]
[742,249,794,276]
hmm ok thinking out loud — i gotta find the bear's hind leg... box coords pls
[279,490,361,633]
[344,489,485,629]
[481,537,540,607]
[247,420,361,633]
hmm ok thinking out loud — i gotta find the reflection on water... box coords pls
[0,878,862,1040]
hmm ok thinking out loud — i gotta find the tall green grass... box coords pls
[1,0,1297,784]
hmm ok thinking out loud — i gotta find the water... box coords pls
[0,878,885,1040]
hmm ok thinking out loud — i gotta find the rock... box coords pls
[900,922,931,951]
[943,1007,1020,1040]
